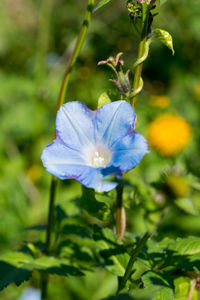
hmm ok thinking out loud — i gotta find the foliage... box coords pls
[0,0,200,299]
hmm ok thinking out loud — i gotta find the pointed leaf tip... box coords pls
[153,28,175,55]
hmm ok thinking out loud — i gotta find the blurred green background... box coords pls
[0,0,200,299]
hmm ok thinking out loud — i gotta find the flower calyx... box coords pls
[98,53,132,98]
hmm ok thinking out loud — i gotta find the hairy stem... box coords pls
[131,4,150,108]
[117,232,151,293]
[41,1,94,299]
[116,185,126,240]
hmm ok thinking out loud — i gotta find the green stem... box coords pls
[117,232,151,293]
[131,4,150,108]
[116,185,126,240]
[57,0,94,110]
[41,177,57,300]
[45,176,57,254]
[41,1,94,299]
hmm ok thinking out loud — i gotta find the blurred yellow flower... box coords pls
[27,165,42,182]
[148,95,170,108]
[147,114,192,156]
[165,175,189,198]
[194,83,200,101]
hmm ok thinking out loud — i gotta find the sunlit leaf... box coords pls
[97,92,111,109]
[174,277,198,300]
[153,28,175,55]
[174,198,198,216]
[170,236,200,255]
[94,0,112,12]
[93,225,129,276]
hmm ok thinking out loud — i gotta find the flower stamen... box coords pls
[89,146,111,168]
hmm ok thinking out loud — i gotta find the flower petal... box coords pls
[41,139,87,177]
[111,131,149,172]
[95,100,136,147]
[41,139,118,192]
[56,101,95,151]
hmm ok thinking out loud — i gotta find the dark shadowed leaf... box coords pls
[142,271,174,300]
[80,187,110,221]
[61,224,91,238]
[0,261,32,291]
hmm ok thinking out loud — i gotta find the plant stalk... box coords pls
[131,4,150,108]
[116,185,126,240]
[41,1,94,299]
[57,0,94,110]
[117,232,151,293]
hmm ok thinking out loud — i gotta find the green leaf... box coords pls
[103,294,133,300]
[170,236,200,255]
[33,256,84,276]
[106,253,130,277]
[174,198,198,216]
[80,186,110,221]
[93,225,129,276]
[97,92,111,109]
[142,271,174,300]
[0,251,84,290]
[0,261,32,291]
[153,28,175,55]
[130,286,162,300]
[55,205,68,225]
[94,0,112,12]
[174,277,198,300]
[159,0,168,5]
[61,224,91,238]
[24,224,46,231]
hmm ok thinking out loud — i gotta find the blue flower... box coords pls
[41,101,149,192]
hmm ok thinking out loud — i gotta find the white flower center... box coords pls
[89,146,111,168]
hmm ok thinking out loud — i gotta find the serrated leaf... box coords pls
[93,225,129,276]
[0,251,84,291]
[142,271,174,300]
[0,252,34,266]
[171,236,200,255]
[0,262,32,291]
[97,92,111,109]
[153,28,175,55]
[94,0,112,12]
[80,186,110,221]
